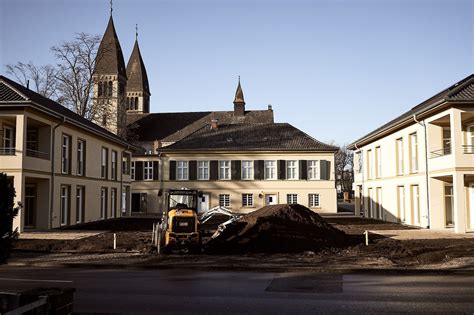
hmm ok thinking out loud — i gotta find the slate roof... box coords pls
[348,74,474,149]
[162,123,338,152]
[94,16,127,78]
[0,75,131,147]
[129,109,274,142]
[126,40,150,94]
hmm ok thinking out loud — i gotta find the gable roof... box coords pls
[94,16,127,78]
[0,75,131,147]
[126,40,150,95]
[161,123,338,152]
[129,109,274,142]
[348,74,474,149]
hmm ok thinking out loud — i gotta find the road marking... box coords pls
[0,277,73,283]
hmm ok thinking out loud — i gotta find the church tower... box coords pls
[93,12,127,136]
[233,77,245,116]
[126,28,150,114]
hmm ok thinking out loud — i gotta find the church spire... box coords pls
[233,76,245,116]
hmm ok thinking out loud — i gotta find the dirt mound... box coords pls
[204,204,351,254]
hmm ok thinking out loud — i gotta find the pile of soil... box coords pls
[204,204,353,254]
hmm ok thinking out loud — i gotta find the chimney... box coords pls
[153,139,162,152]
[268,104,273,111]
[210,119,219,130]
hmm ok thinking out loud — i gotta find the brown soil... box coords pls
[204,204,353,254]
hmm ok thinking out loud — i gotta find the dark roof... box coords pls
[129,109,274,142]
[348,74,474,149]
[162,123,338,152]
[0,75,130,147]
[234,79,245,104]
[94,16,127,78]
[126,40,150,95]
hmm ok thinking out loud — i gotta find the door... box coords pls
[24,184,36,228]
[469,184,474,230]
[131,193,141,213]
[198,194,210,213]
[265,194,278,205]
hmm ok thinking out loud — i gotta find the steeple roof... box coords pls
[126,39,150,95]
[95,16,127,78]
[234,78,245,104]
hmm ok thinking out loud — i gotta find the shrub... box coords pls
[0,172,21,263]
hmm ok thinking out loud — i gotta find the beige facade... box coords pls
[351,100,474,233]
[131,151,337,215]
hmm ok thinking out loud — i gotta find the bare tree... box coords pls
[6,62,57,99]
[334,144,354,193]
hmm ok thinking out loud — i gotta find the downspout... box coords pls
[355,143,364,217]
[50,116,66,229]
[157,151,164,213]
[413,114,430,228]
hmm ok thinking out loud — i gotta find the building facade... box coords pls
[349,75,474,233]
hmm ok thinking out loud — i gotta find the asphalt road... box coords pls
[0,267,473,314]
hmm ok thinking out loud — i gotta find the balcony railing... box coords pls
[463,145,474,154]
[26,149,50,160]
[0,147,16,155]
[430,146,451,158]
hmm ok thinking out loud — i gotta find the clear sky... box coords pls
[1,0,473,145]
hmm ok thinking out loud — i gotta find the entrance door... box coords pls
[265,194,278,205]
[131,193,141,213]
[469,184,474,230]
[24,184,37,228]
[198,194,210,213]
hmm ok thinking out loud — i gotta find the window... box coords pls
[177,161,189,180]
[396,138,404,175]
[442,127,451,153]
[467,124,474,153]
[308,160,320,180]
[26,129,38,151]
[286,160,299,180]
[100,187,108,219]
[60,185,70,226]
[98,81,103,97]
[3,126,14,149]
[411,185,420,225]
[264,160,277,180]
[287,194,298,204]
[366,149,372,179]
[111,188,117,218]
[242,194,253,207]
[444,184,454,227]
[219,161,231,180]
[375,146,381,178]
[76,186,85,223]
[309,194,320,207]
[409,133,418,173]
[198,161,210,180]
[111,150,117,180]
[397,186,405,222]
[219,194,230,207]
[122,152,131,175]
[376,187,382,220]
[108,81,113,97]
[61,134,71,174]
[131,161,135,180]
[77,140,85,176]
[101,147,108,179]
[144,161,153,180]
[355,151,363,174]
[368,188,374,218]
[241,160,254,180]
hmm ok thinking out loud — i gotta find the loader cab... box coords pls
[167,189,199,213]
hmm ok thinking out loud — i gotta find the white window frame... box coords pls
[242,193,254,207]
[396,138,404,175]
[307,160,320,180]
[241,160,254,180]
[61,134,70,174]
[287,194,298,204]
[197,161,210,180]
[177,161,189,180]
[101,147,108,179]
[100,187,107,219]
[409,133,418,173]
[111,150,117,180]
[3,126,14,148]
[219,194,230,207]
[76,186,84,224]
[144,161,153,180]
[131,161,135,180]
[219,160,231,180]
[398,186,405,222]
[466,124,474,153]
[60,185,69,226]
[375,146,381,178]
[286,160,299,180]
[411,185,420,225]
[264,160,277,180]
[111,188,117,218]
[77,139,85,176]
[366,149,372,179]
[309,193,320,207]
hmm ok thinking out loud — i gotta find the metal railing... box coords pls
[26,149,50,160]
[430,146,451,158]
[0,147,16,155]
[463,145,474,154]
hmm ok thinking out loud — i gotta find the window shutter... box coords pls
[169,160,176,180]
[153,161,159,180]
[278,160,286,180]
[135,161,143,180]
[232,160,241,180]
[254,160,264,180]
[320,160,331,180]
[210,160,218,180]
[189,160,197,180]
[299,160,308,180]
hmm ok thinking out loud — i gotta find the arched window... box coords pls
[108,81,113,97]
[135,97,139,110]
[98,82,103,97]
[126,97,130,110]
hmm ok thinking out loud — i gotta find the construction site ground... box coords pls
[10,214,474,271]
